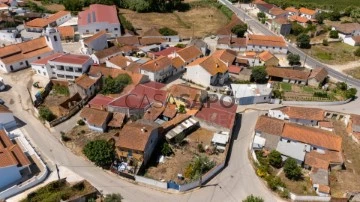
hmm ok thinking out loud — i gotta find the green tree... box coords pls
[329,10,341,21]
[104,193,123,202]
[39,107,56,122]
[315,12,327,24]
[161,143,172,156]
[83,140,115,168]
[266,175,284,190]
[268,150,282,168]
[287,53,301,66]
[322,39,329,46]
[178,104,186,113]
[344,6,356,17]
[290,22,305,36]
[336,82,348,91]
[243,195,264,202]
[184,155,215,180]
[329,30,339,39]
[63,0,83,11]
[354,47,360,57]
[118,14,135,33]
[251,66,267,83]
[101,74,132,95]
[350,8,360,20]
[257,12,265,20]
[296,33,311,49]
[159,27,178,36]
[284,158,302,180]
[345,88,357,99]
[231,24,248,37]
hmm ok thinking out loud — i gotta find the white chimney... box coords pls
[141,127,147,132]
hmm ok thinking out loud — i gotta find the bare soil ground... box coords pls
[145,128,226,184]
[278,171,317,196]
[31,0,65,12]
[119,7,228,38]
[64,125,118,157]
[330,122,360,197]
[42,94,69,117]
[343,66,360,80]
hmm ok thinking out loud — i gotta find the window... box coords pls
[46,36,49,41]
[86,30,89,33]
[106,28,108,31]
[37,70,40,73]
[43,72,46,76]
[114,28,118,31]
[65,75,73,79]
[38,57,41,59]
[57,74,64,78]
[96,29,99,32]
[67,67,74,72]
[54,36,58,41]
[20,62,23,65]
[50,65,55,69]
[264,97,266,100]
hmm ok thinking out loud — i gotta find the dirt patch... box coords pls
[330,122,360,197]
[120,7,228,38]
[64,125,118,157]
[145,128,226,184]
[278,171,317,196]
[42,94,69,117]
[343,66,360,80]
[32,0,65,12]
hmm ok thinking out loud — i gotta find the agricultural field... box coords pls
[344,67,360,80]
[119,5,229,38]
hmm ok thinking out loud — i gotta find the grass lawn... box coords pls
[303,42,359,65]
[280,83,292,92]
[119,5,229,38]
[344,66,360,80]
[302,86,315,93]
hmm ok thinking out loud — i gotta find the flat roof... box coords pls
[231,84,272,98]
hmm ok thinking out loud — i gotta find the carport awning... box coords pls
[253,135,266,147]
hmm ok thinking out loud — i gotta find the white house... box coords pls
[78,4,121,39]
[31,53,93,80]
[80,30,108,55]
[332,23,360,46]
[230,83,272,105]
[80,107,111,132]
[0,26,63,73]
[299,7,317,20]
[25,11,71,32]
[0,29,21,43]
[0,105,17,130]
[0,129,31,190]
[140,56,173,82]
[247,34,288,54]
[184,55,229,87]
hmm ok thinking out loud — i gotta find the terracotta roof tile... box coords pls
[58,26,75,39]
[162,104,177,118]
[212,49,236,64]
[88,94,114,110]
[140,56,172,72]
[299,7,317,15]
[171,57,185,69]
[351,114,360,125]
[273,17,290,25]
[80,107,110,127]
[0,130,31,168]
[282,123,342,151]
[108,55,131,68]
[143,104,165,121]
[318,185,330,194]
[142,27,162,37]
[290,15,310,23]
[108,112,125,128]
[116,121,160,151]
[318,121,334,128]
[352,35,360,43]
[309,67,328,82]
[305,150,343,170]
[258,50,275,62]
[269,7,287,16]
[75,74,100,89]
[51,54,91,65]
[285,7,299,13]
[187,56,228,76]
[228,65,241,74]
[0,104,12,113]
[94,45,136,59]
[176,45,202,62]
[25,11,70,28]
[116,36,140,46]
[255,115,285,136]
[248,34,287,48]
[89,65,145,85]
[154,47,181,57]
[84,30,107,44]
[278,106,324,121]
[139,37,166,45]
[267,67,310,81]
[168,84,205,104]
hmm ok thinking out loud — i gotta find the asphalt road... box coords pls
[219,0,360,88]
[0,70,281,202]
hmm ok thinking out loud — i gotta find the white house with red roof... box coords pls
[31,53,93,80]
[78,4,121,38]
[0,27,63,73]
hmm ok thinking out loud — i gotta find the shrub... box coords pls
[104,193,123,202]
[39,107,56,122]
[101,74,132,95]
[345,88,357,99]
[81,130,86,134]
[273,90,283,99]
[313,91,328,98]
[178,104,186,113]
[265,175,284,191]
[161,143,172,156]
[296,34,311,49]
[284,158,302,180]
[268,150,282,168]
[77,119,85,125]
[61,134,71,142]
[197,144,205,153]
[280,189,290,199]
[329,30,339,39]
[287,53,301,66]
[243,195,264,202]
[53,84,70,96]
[354,47,360,57]
[322,39,329,46]
[231,24,248,38]
[159,27,178,36]
[257,12,265,19]
[118,14,135,33]
[175,43,186,48]
[251,66,267,83]
[184,155,215,180]
[83,140,115,168]
[336,82,348,91]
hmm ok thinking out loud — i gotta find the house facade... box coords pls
[31,53,93,80]
[269,106,325,126]
[247,34,288,54]
[81,30,108,55]
[332,23,360,46]
[140,56,173,82]
[0,105,17,130]
[299,7,317,19]
[78,4,121,38]
[73,74,102,98]
[80,107,111,132]
[25,11,71,32]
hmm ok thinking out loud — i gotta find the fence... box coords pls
[290,194,331,201]
[282,98,351,106]
[134,175,167,189]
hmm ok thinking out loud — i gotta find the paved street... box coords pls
[219,0,360,88]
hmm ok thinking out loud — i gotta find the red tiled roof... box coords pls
[285,7,299,13]
[31,53,64,65]
[299,7,316,15]
[0,130,31,168]
[78,4,119,26]
[289,15,310,23]
[278,106,324,121]
[108,83,167,109]
[58,26,75,39]
[258,50,275,62]
[228,65,241,74]
[154,47,181,57]
[248,34,287,48]
[25,11,70,28]
[75,74,100,89]
[195,100,237,130]
[108,112,126,128]
[83,30,107,44]
[141,81,166,90]
[255,116,285,136]
[309,67,328,82]
[176,45,202,62]
[140,56,172,72]
[116,36,140,46]
[80,107,110,127]
[88,94,114,110]
[51,54,91,65]
[267,67,310,81]
[282,123,342,151]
